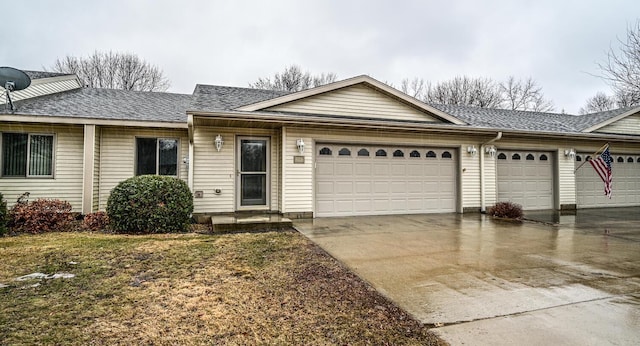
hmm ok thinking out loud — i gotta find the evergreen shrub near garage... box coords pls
[107,175,193,233]
[488,201,523,220]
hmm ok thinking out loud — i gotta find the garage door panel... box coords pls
[355,181,371,193]
[497,150,553,210]
[577,154,640,208]
[316,144,457,216]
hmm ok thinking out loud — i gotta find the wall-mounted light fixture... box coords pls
[214,134,224,152]
[564,148,576,160]
[466,145,478,157]
[296,138,305,154]
[485,145,497,158]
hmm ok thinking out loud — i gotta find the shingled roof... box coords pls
[191,84,289,111]
[13,87,193,123]
[5,73,639,134]
[23,70,72,80]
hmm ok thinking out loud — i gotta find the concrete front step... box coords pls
[211,214,293,233]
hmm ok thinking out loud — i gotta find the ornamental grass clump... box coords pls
[107,175,193,233]
[488,201,524,220]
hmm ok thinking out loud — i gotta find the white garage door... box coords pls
[315,144,457,217]
[497,150,554,210]
[576,153,640,208]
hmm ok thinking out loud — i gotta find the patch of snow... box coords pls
[68,261,78,265]
[16,273,48,281]
[15,272,75,281]
[0,283,9,288]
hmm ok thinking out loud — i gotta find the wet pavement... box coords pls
[294,208,640,346]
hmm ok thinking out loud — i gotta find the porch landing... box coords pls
[211,214,293,233]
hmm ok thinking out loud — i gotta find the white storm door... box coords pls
[237,137,269,209]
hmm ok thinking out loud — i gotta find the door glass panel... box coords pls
[241,174,266,206]
[241,140,266,172]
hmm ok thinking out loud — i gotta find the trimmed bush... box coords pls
[82,211,109,231]
[107,175,193,233]
[0,193,7,235]
[10,198,74,234]
[488,201,524,220]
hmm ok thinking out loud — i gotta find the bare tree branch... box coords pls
[596,20,640,106]
[50,51,170,92]
[499,76,555,112]
[249,65,337,92]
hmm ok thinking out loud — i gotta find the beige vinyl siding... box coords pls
[98,127,189,210]
[557,150,576,206]
[0,76,81,104]
[266,84,441,122]
[460,152,480,209]
[595,114,640,135]
[0,123,84,211]
[192,127,281,214]
[283,127,476,214]
[92,127,101,212]
[484,155,497,207]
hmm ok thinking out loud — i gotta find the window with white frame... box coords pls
[136,137,179,176]
[2,133,54,177]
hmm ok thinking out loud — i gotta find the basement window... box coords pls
[136,138,178,176]
[2,133,54,178]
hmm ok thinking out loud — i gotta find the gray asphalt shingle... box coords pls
[6,76,639,134]
[13,87,193,123]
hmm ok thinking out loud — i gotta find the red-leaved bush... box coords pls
[82,211,109,231]
[10,198,74,234]
[488,201,524,220]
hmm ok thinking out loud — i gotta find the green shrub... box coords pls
[0,193,7,235]
[488,201,523,220]
[82,211,109,231]
[107,175,193,233]
[10,198,74,234]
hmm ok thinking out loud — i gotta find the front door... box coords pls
[237,137,269,209]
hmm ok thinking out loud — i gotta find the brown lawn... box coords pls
[0,230,446,345]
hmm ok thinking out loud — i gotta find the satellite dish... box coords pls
[0,67,31,111]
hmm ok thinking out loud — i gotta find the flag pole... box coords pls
[574,142,609,174]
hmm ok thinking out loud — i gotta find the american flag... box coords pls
[588,147,613,198]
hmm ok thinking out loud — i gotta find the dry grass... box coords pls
[0,230,445,345]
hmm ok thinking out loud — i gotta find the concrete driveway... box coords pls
[294,208,640,346]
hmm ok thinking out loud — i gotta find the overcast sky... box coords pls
[2,0,639,114]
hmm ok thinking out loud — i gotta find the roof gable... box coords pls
[236,75,466,125]
[580,106,640,134]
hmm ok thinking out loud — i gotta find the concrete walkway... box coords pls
[294,208,640,346]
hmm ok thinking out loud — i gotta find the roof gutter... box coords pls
[480,132,503,213]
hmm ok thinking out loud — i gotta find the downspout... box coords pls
[187,113,194,191]
[480,131,502,213]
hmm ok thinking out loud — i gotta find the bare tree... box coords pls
[400,78,427,99]
[420,76,503,108]
[499,76,555,112]
[51,51,170,92]
[249,65,337,92]
[579,92,617,114]
[597,20,640,106]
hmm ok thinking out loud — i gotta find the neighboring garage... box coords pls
[496,150,554,210]
[315,144,457,217]
[576,153,640,208]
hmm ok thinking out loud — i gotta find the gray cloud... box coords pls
[2,0,638,113]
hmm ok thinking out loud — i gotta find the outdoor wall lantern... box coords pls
[467,145,478,157]
[485,145,497,158]
[296,138,305,154]
[564,148,576,160]
[214,134,224,152]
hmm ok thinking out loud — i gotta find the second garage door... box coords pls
[497,150,554,210]
[576,153,640,208]
[315,144,457,217]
